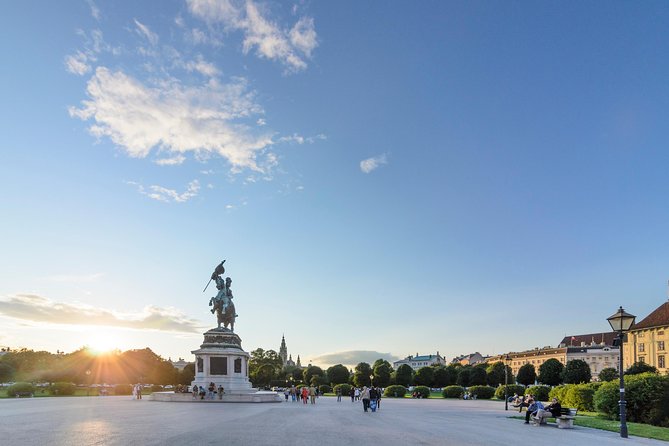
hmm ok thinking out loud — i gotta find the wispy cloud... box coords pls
[65,51,92,75]
[86,0,100,21]
[154,155,186,166]
[360,154,388,173]
[0,294,202,333]
[127,180,200,203]
[187,0,318,72]
[311,350,400,368]
[134,19,159,46]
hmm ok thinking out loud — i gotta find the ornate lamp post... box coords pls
[607,306,636,439]
[504,354,511,410]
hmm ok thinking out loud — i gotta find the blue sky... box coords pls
[1,0,668,368]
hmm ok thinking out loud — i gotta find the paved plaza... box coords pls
[0,396,663,445]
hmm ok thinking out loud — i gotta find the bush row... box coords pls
[383,385,407,398]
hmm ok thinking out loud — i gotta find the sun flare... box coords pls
[86,333,118,355]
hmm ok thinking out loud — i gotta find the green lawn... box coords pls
[509,414,669,441]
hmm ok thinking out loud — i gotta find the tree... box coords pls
[0,362,14,382]
[485,362,506,387]
[537,359,564,386]
[456,367,471,387]
[414,366,434,387]
[353,362,373,387]
[395,364,413,387]
[625,362,658,375]
[373,362,392,387]
[249,349,283,387]
[470,366,487,386]
[562,359,591,384]
[326,364,350,386]
[178,363,195,385]
[516,364,536,387]
[433,366,451,387]
[597,367,618,382]
[303,365,324,385]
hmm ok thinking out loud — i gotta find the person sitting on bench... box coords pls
[524,397,543,424]
[534,398,562,425]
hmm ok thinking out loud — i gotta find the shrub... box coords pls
[414,385,431,398]
[333,383,352,397]
[548,385,568,404]
[469,385,495,399]
[525,385,550,402]
[7,382,35,397]
[494,384,525,400]
[594,373,669,426]
[151,385,163,392]
[113,384,133,395]
[564,384,595,411]
[443,385,465,399]
[49,382,75,396]
[319,384,332,394]
[383,385,407,398]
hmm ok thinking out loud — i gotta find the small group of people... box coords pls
[514,394,562,425]
[285,385,318,404]
[360,386,382,412]
[191,382,224,400]
[132,384,143,400]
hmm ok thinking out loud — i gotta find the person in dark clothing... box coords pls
[534,398,562,425]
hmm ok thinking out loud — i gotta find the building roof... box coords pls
[632,301,669,330]
[558,332,617,347]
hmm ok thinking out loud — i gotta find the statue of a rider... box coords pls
[206,260,237,331]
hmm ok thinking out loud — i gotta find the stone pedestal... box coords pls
[191,327,253,393]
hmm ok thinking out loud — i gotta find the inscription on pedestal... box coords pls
[210,357,228,375]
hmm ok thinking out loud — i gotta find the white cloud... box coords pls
[154,155,186,166]
[86,0,100,20]
[256,118,266,126]
[0,294,202,333]
[360,154,388,173]
[187,0,317,72]
[128,180,200,203]
[134,19,159,46]
[65,51,91,75]
[184,55,220,77]
[69,67,274,172]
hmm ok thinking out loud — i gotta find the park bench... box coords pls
[532,408,578,429]
[556,408,578,429]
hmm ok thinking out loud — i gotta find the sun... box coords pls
[86,333,118,356]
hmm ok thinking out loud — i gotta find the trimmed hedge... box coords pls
[443,385,465,399]
[383,385,407,398]
[319,384,332,394]
[113,384,133,395]
[333,384,352,397]
[414,385,431,398]
[469,385,495,399]
[594,373,669,427]
[525,385,550,402]
[564,384,595,411]
[494,384,525,400]
[548,385,568,404]
[49,382,75,396]
[7,382,35,397]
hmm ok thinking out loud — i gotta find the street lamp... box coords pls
[607,306,636,439]
[504,354,511,411]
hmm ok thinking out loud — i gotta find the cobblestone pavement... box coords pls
[0,396,660,445]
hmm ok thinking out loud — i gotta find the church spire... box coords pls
[279,334,288,366]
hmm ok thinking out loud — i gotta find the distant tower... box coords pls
[279,334,288,366]
[296,355,302,368]
[286,354,295,367]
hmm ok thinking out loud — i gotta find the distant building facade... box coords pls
[451,352,485,366]
[170,357,191,371]
[279,334,302,368]
[489,331,619,382]
[623,300,669,374]
[393,353,445,370]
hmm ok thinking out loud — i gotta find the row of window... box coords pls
[638,341,665,352]
[637,355,665,368]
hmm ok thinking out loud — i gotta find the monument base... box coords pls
[149,391,282,403]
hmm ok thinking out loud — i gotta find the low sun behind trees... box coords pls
[0,347,194,385]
